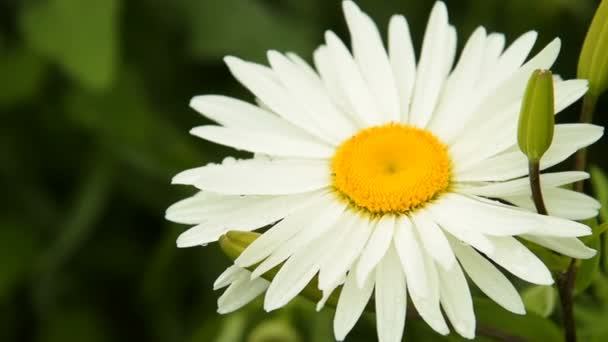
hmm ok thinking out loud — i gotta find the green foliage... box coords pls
[20,0,120,91]
[182,0,318,63]
[0,47,46,108]
[473,298,563,342]
[575,237,602,295]
[521,285,556,317]
[0,220,39,301]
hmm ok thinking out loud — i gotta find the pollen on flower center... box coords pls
[331,123,451,214]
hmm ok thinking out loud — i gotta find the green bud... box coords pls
[218,230,259,261]
[218,231,341,309]
[517,69,555,163]
[578,0,608,97]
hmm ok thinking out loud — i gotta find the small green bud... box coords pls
[518,69,555,163]
[218,230,259,261]
[578,0,608,97]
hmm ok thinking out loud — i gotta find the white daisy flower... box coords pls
[167,1,603,340]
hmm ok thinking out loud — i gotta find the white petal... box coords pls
[286,52,319,82]
[324,31,382,127]
[356,216,394,287]
[408,247,450,335]
[493,31,538,84]
[319,215,373,291]
[429,26,486,140]
[555,79,589,113]
[426,203,495,254]
[235,191,341,267]
[218,270,269,314]
[484,235,554,285]
[521,235,596,259]
[267,50,357,142]
[429,193,591,237]
[449,237,525,314]
[456,171,589,197]
[443,25,458,78]
[213,265,242,290]
[343,2,400,122]
[174,158,330,195]
[313,46,354,116]
[316,274,345,312]
[334,266,375,341]
[504,187,600,221]
[437,260,476,339]
[191,125,333,158]
[408,2,450,128]
[393,216,429,301]
[388,15,416,122]
[454,124,604,182]
[375,245,407,342]
[250,199,346,278]
[447,38,561,146]
[166,191,223,224]
[479,33,505,87]
[411,209,456,270]
[189,95,313,139]
[263,243,322,311]
[175,192,319,247]
[450,80,590,169]
[224,56,329,142]
[263,211,358,311]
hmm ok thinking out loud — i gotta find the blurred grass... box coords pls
[1,0,608,341]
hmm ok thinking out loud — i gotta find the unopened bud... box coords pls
[578,0,608,97]
[518,69,555,162]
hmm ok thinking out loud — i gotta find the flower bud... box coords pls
[518,69,555,162]
[218,230,260,261]
[578,0,608,97]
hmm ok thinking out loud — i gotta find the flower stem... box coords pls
[553,94,598,342]
[529,159,577,341]
[574,95,597,192]
[557,259,578,342]
[528,161,548,215]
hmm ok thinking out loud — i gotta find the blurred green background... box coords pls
[2,0,608,341]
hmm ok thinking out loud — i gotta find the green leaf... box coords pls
[183,0,317,63]
[214,313,248,342]
[575,237,602,295]
[20,0,120,91]
[0,220,38,301]
[473,297,563,342]
[604,232,608,273]
[0,47,46,108]
[521,285,556,317]
[591,166,608,222]
[578,0,608,97]
[248,319,301,342]
[517,69,555,162]
[37,307,111,342]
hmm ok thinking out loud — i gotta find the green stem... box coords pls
[554,93,598,342]
[528,161,548,215]
[574,95,598,192]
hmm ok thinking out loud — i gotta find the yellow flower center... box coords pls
[331,123,451,214]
